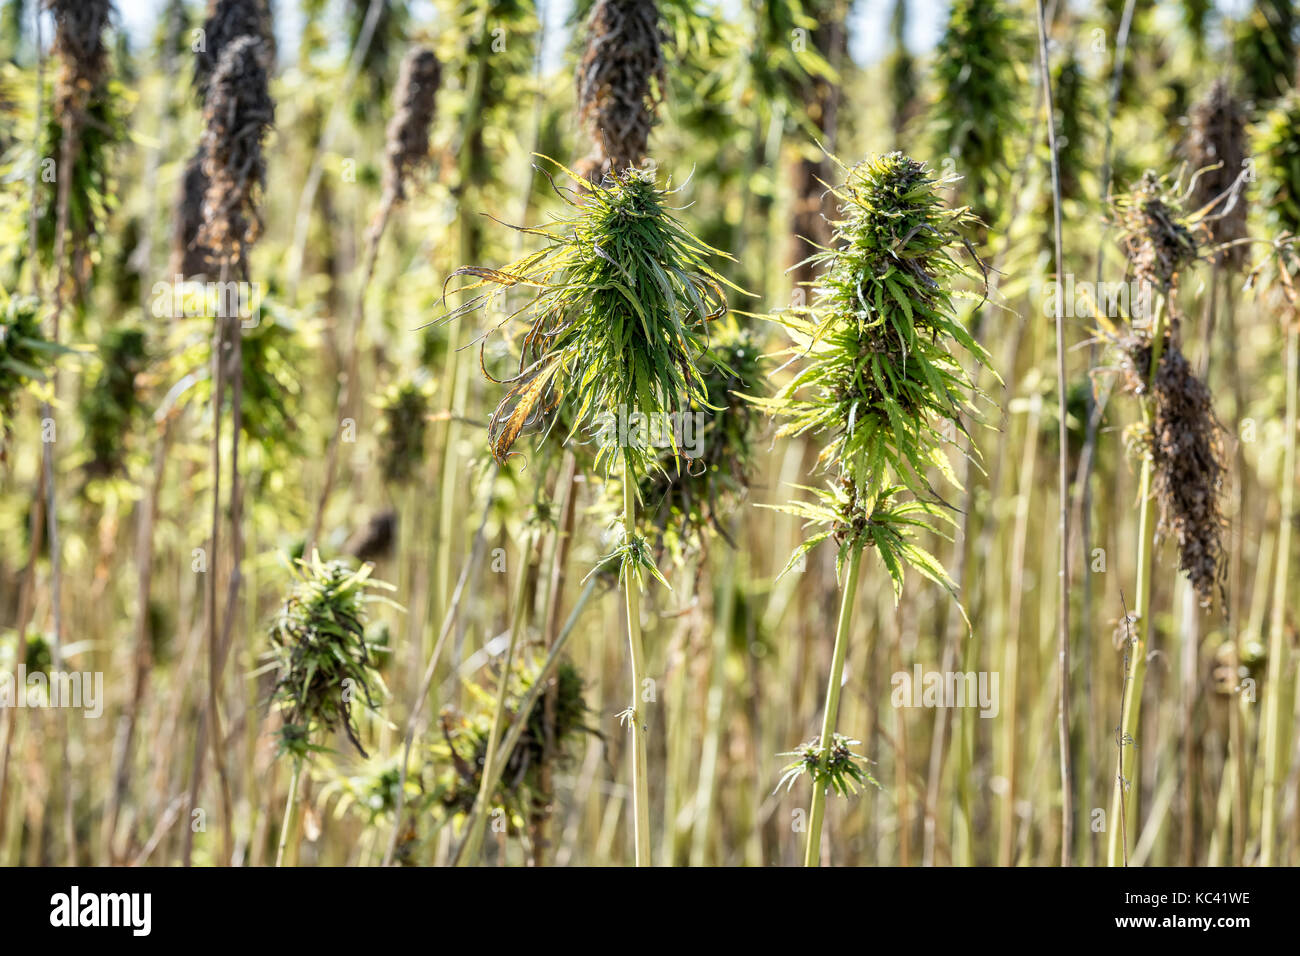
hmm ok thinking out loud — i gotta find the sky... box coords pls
[108,0,1266,74]
[114,0,952,69]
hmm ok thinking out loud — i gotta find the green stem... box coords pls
[623,457,653,866]
[804,545,863,867]
[689,535,738,866]
[433,7,492,638]
[1260,319,1298,866]
[458,530,534,865]
[275,760,302,868]
[1108,298,1166,866]
[454,574,601,863]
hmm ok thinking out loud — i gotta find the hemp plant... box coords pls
[929,0,1025,232]
[1253,90,1300,865]
[751,152,990,866]
[1100,170,1226,865]
[443,160,736,865]
[266,552,394,866]
[0,296,64,462]
[433,657,593,832]
[632,322,765,561]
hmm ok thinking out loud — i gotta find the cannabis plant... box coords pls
[268,555,392,760]
[0,296,62,460]
[267,553,393,865]
[633,323,765,560]
[433,658,592,827]
[929,0,1025,230]
[445,162,732,478]
[1104,171,1226,864]
[377,372,434,486]
[753,152,989,865]
[79,325,147,480]
[1185,78,1248,270]
[444,160,736,865]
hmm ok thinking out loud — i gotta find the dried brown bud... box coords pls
[197,35,275,275]
[194,0,274,103]
[1122,337,1227,607]
[1117,173,1202,295]
[47,0,112,122]
[576,0,664,178]
[170,152,215,279]
[1185,78,1248,270]
[382,47,441,206]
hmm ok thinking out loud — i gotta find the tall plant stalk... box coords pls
[439,163,730,867]
[1034,0,1073,866]
[1108,300,1165,865]
[759,153,989,867]
[275,760,302,867]
[803,546,862,866]
[1259,313,1297,864]
[457,529,536,864]
[453,574,602,862]
[621,463,652,865]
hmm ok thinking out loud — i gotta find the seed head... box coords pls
[197,34,275,275]
[776,733,878,798]
[382,46,441,207]
[755,152,988,602]
[47,0,113,123]
[1114,171,1202,297]
[1120,337,1227,607]
[759,153,987,490]
[444,163,733,479]
[170,152,215,278]
[193,0,273,103]
[576,0,665,178]
[1185,78,1248,270]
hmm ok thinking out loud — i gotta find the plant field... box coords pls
[0,0,1298,870]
